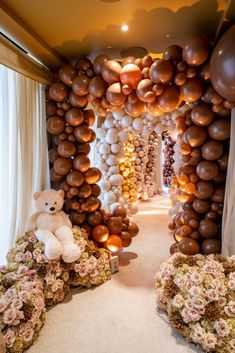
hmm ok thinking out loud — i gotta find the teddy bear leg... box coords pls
[35,229,63,261]
[55,226,81,263]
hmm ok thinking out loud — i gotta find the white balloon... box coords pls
[113,110,124,120]
[111,143,121,154]
[99,179,111,192]
[106,154,117,166]
[99,143,110,155]
[96,128,106,139]
[106,130,118,144]
[121,115,132,128]
[108,165,119,175]
[104,191,116,204]
[133,117,144,131]
[110,202,121,214]
[110,174,124,186]
[118,131,128,142]
[104,117,115,129]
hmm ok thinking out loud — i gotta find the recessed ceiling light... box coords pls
[121,24,129,32]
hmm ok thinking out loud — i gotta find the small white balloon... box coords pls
[110,174,124,186]
[111,143,121,154]
[106,154,117,166]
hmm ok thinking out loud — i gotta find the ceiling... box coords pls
[1,0,235,67]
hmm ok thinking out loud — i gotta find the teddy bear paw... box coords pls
[45,241,63,261]
[62,244,81,263]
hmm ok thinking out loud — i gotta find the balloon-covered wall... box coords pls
[46,25,235,256]
[162,133,175,187]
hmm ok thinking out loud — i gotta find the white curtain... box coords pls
[222,109,235,256]
[0,65,50,264]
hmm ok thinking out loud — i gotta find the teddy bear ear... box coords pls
[33,191,41,200]
[58,189,65,198]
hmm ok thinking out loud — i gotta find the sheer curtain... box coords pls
[0,65,50,264]
[222,109,235,256]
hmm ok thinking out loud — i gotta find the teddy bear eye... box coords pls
[45,203,48,206]
[54,202,57,205]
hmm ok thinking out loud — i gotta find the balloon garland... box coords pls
[46,29,235,256]
[162,133,175,187]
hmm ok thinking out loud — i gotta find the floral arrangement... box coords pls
[155,253,235,353]
[0,226,112,352]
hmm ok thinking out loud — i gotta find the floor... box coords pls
[28,195,201,353]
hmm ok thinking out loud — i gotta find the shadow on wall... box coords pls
[50,0,231,61]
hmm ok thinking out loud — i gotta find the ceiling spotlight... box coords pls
[121,24,129,32]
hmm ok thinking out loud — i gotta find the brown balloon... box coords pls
[105,235,122,252]
[170,242,180,255]
[92,225,109,242]
[195,180,214,199]
[53,157,72,176]
[83,109,95,126]
[163,45,182,64]
[87,211,103,226]
[124,99,145,117]
[209,25,235,101]
[149,59,174,84]
[112,205,127,218]
[202,239,221,255]
[179,237,200,255]
[146,99,162,116]
[127,222,139,237]
[49,149,59,163]
[74,125,92,143]
[69,91,88,108]
[183,125,207,147]
[211,186,225,203]
[107,217,123,234]
[59,64,76,86]
[46,102,57,116]
[84,168,101,184]
[50,168,64,183]
[101,60,122,84]
[57,141,76,158]
[82,196,100,212]
[196,161,218,180]
[217,154,228,171]
[73,154,90,172]
[180,78,203,102]
[47,116,65,135]
[77,143,91,155]
[201,140,223,160]
[122,56,136,66]
[120,64,142,89]
[70,212,86,225]
[66,170,84,187]
[88,75,107,98]
[182,37,210,66]
[199,219,217,238]
[65,108,84,126]
[191,103,214,126]
[91,184,101,197]
[174,72,187,86]
[193,198,210,213]
[106,83,126,106]
[76,57,92,71]
[49,83,69,102]
[72,75,89,96]
[136,79,155,102]
[93,55,110,75]
[208,119,230,140]
[157,86,180,112]
[120,231,132,247]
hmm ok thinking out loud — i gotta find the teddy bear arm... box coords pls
[25,212,41,232]
[58,211,72,228]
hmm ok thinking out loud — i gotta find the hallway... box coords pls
[28,195,200,353]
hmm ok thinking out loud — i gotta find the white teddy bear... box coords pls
[26,189,81,263]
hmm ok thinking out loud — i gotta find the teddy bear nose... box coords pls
[50,207,55,211]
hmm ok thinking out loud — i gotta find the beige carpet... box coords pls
[27,195,200,353]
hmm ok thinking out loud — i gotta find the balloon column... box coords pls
[46,29,235,256]
[162,133,175,187]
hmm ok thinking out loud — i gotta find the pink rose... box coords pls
[0,298,9,313]
[214,319,230,337]
[190,323,206,344]
[202,333,217,351]
[33,249,41,258]
[190,272,203,285]
[28,235,37,243]
[205,289,220,302]
[188,286,202,298]
[228,280,235,291]
[6,288,17,300]
[229,272,235,281]
[15,252,25,262]
[17,265,29,276]
[3,308,17,325]
[172,294,184,309]
[4,328,15,347]
[11,298,23,310]
[18,290,30,303]
[218,297,227,307]
[22,328,34,343]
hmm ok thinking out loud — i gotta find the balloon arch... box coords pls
[46,28,235,257]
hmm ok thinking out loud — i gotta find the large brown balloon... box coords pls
[58,140,76,158]
[193,198,210,213]
[163,45,182,64]
[209,25,235,101]
[112,205,127,218]
[149,59,174,84]
[49,83,69,102]
[105,235,122,252]
[196,161,218,180]
[201,140,223,160]
[70,212,86,225]
[49,149,59,163]
[47,116,65,135]
[211,186,225,203]
[73,154,90,172]
[46,102,57,116]
[108,217,123,234]
[93,54,110,75]
[66,170,84,187]
[170,242,180,255]
[191,104,214,126]
[202,239,221,255]
[77,183,92,198]
[83,109,95,126]
[208,119,230,140]
[76,57,92,71]
[69,91,87,108]
[91,184,101,197]
[127,222,139,237]
[65,108,84,126]
[59,64,76,86]
[92,225,109,242]
[74,125,92,142]
[146,99,162,116]
[195,180,214,199]
[183,126,207,147]
[199,219,217,238]
[101,60,122,84]
[179,237,200,255]
[136,79,155,102]
[89,76,107,98]
[77,143,91,155]
[84,196,100,213]
[182,37,210,66]
[50,168,64,183]
[180,78,203,102]
[157,86,180,112]
[84,168,101,184]
[53,157,72,176]
[72,75,89,96]
[106,83,126,106]
[120,64,142,89]
[120,231,132,247]
[87,211,103,226]
[124,99,145,117]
